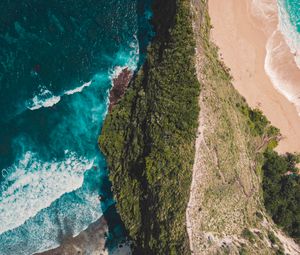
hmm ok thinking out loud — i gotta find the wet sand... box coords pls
[35,204,131,255]
[209,0,300,153]
[35,216,109,255]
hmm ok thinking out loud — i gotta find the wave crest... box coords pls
[65,81,92,95]
[0,151,94,234]
[277,0,300,69]
[26,81,93,111]
[27,88,61,110]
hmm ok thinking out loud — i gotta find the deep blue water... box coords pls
[0,1,152,254]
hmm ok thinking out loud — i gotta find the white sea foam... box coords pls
[108,35,139,90]
[27,81,93,111]
[110,66,125,80]
[128,35,140,70]
[27,89,61,110]
[265,29,300,115]
[65,81,92,95]
[0,170,109,255]
[0,151,94,234]
[277,0,300,69]
[261,0,300,116]
[109,35,140,81]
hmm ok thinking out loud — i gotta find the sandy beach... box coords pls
[208,0,300,153]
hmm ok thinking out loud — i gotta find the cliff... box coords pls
[100,0,199,253]
[100,0,300,254]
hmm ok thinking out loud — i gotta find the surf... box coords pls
[0,151,93,235]
[26,88,61,110]
[0,1,154,254]
[277,0,300,69]
[27,81,93,111]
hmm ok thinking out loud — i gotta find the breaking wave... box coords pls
[26,81,93,111]
[0,151,93,234]
[65,81,92,95]
[277,0,300,69]
[27,88,61,110]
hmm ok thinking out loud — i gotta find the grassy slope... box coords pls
[100,0,199,254]
[100,0,299,254]
[189,1,299,254]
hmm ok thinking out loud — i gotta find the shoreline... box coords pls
[109,67,133,111]
[35,205,131,255]
[35,66,135,255]
[187,1,300,253]
[208,0,300,154]
[35,216,109,255]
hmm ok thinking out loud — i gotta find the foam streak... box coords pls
[0,151,93,234]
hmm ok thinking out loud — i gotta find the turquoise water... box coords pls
[284,0,300,33]
[278,0,300,58]
[0,1,152,254]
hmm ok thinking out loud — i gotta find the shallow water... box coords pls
[0,1,152,254]
[278,0,300,68]
[283,0,300,33]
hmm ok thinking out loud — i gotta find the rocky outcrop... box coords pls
[109,68,133,111]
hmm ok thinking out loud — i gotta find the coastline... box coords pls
[34,216,109,255]
[35,67,134,255]
[187,1,300,253]
[99,0,200,253]
[208,0,300,154]
[35,205,131,255]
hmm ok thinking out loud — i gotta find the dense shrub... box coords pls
[236,103,279,137]
[99,0,199,254]
[262,150,300,243]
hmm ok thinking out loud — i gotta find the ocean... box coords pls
[259,0,300,116]
[278,0,300,68]
[0,1,152,254]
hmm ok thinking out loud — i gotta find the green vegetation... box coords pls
[236,73,300,246]
[99,0,199,254]
[262,150,300,243]
[241,105,300,243]
[236,104,279,138]
[241,228,256,243]
[239,247,249,255]
[99,0,300,252]
[268,230,278,245]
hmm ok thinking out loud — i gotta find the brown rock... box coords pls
[109,67,133,111]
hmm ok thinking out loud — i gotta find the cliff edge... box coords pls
[99,0,300,254]
[187,1,300,254]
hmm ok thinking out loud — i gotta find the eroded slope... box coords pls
[187,1,300,254]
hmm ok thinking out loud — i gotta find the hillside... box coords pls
[100,0,199,253]
[187,0,300,254]
[100,0,300,254]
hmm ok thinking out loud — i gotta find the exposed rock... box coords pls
[109,68,133,111]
